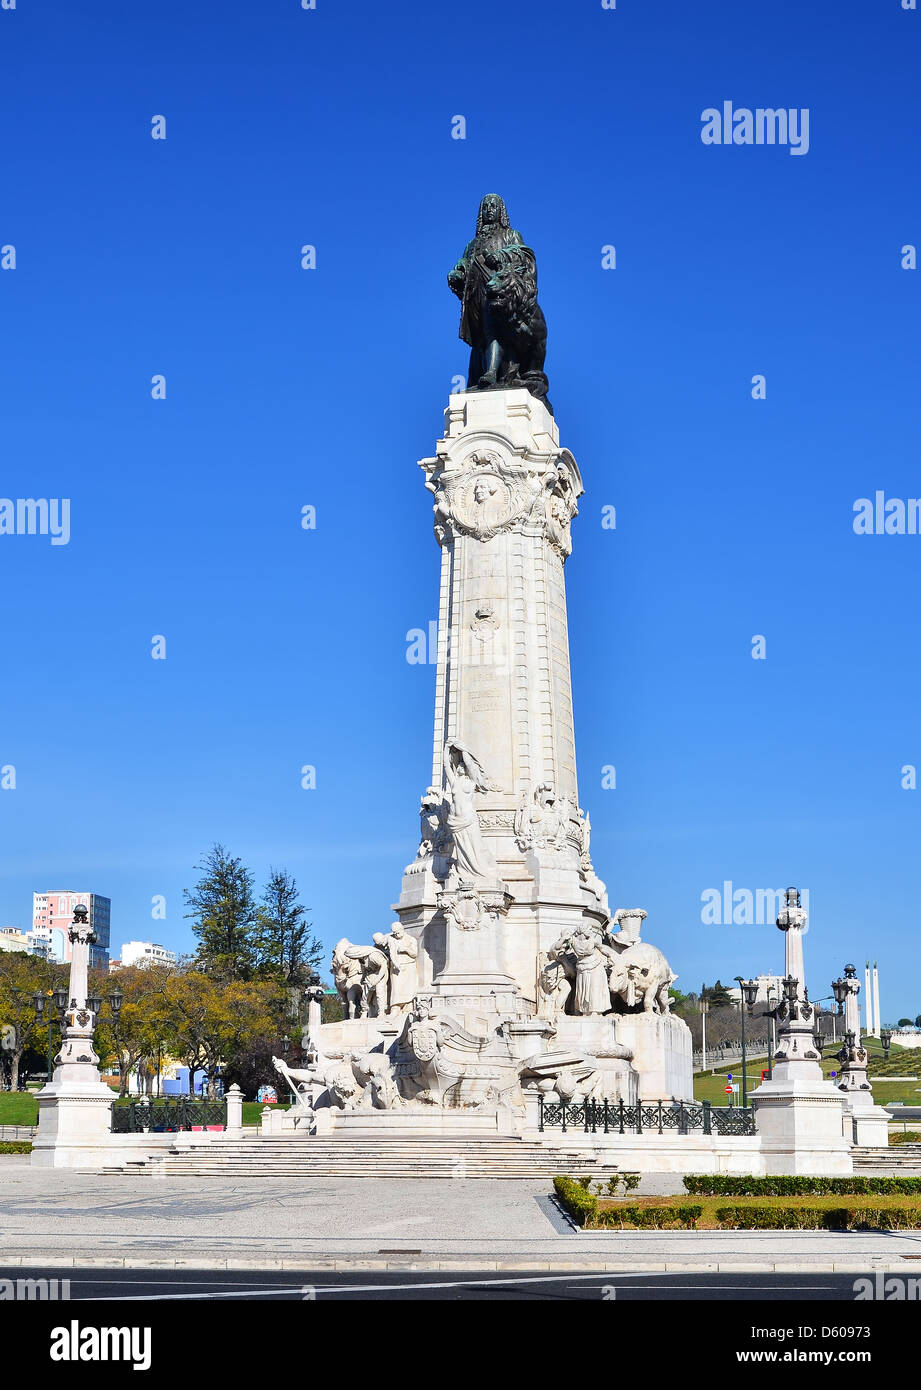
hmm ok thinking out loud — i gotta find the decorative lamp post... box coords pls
[880,1028,892,1059]
[764,987,777,1077]
[833,965,872,1098]
[33,904,120,1168]
[734,977,758,1108]
[32,988,69,1078]
[768,890,824,1082]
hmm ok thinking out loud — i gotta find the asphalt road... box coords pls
[4,1267,871,1300]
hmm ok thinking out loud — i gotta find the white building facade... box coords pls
[118,940,176,969]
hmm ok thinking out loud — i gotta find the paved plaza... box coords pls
[1,1160,918,1274]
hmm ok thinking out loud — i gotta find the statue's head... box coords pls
[477,194,509,233]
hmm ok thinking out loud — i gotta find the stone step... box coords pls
[103,1165,605,1178]
[101,1136,615,1177]
[100,1127,632,1177]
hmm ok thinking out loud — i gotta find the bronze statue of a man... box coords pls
[448,194,550,408]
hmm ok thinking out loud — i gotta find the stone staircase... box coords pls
[852,1143,921,1173]
[101,1132,619,1179]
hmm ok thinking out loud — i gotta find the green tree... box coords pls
[256,868,323,985]
[898,1017,913,1028]
[155,968,287,1098]
[184,844,259,981]
[0,952,67,1088]
[703,979,735,1009]
[92,964,174,1097]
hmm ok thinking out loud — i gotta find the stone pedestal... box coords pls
[615,1013,694,1102]
[843,1091,891,1148]
[751,1078,852,1175]
[31,1082,114,1169]
[225,1083,244,1137]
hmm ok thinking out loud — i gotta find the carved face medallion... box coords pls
[454,472,512,536]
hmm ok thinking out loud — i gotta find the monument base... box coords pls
[751,1077,853,1175]
[842,1091,891,1148]
[31,1081,115,1169]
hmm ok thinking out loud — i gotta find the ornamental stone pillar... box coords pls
[32,905,115,1168]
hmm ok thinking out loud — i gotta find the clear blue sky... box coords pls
[1,1,919,1021]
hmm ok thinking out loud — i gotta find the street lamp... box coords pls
[764,987,777,1077]
[880,1028,892,1059]
[31,988,68,1078]
[82,984,125,1086]
[734,977,758,1108]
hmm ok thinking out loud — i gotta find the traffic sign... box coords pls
[727,1073,733,1080]
[724,1085,732,1094]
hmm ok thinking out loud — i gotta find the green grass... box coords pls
[0,1093,294,1128]
[692,1038,919,1105]
[0,1093,38,1126]
[243,1101,290,1126]
[592,1194,921,1230]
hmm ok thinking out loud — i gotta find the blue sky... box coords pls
[1,0,919,1020]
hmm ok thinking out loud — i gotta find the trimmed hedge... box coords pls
[0,1141,32,1155]
[890,1131,921,1145]
[713,1204,921,1231]
[684,1174,921,1197]
[553,1175,598,1226]
[594,1204,702,1230]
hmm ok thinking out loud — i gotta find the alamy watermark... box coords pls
[0,498,70,545]
[701,882,810,926]
[0,1276,71,1300]
[701,101,810,156]
[854,1273,921,1300]
[853,492,921,535]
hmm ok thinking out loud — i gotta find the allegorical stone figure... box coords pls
[447,194,550,407]
[549,928,616,1017]
[443,740,500,887]
[375,923,419,1014]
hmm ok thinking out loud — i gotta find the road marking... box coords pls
[82,1275,834,1301]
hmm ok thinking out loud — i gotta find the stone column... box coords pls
[750,888,851,1175]
[31,905,115,1168]
[771,888,820,1083]
[225,1083,244,1136]
[872,963,881,1040]
[864,962,874,1035]
[834,965,890,1147]
[394,389,610,1016]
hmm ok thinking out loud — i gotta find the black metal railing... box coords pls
[110,1098,227,1133]
[536,1095,757,1137]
